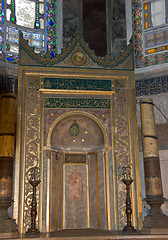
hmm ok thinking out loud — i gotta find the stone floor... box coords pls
[1,229,168,240]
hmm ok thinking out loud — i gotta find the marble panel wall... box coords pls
[50,151,57,231]
[64,164,88,229]
[88,153,97,228]
[57,153,64,229]
[50,152,63,231]
[97,151,107,229]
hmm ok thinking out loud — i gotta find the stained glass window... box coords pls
[143,0,168,56]
[0,0,60,63]
[0,0,167,67]
[133,0,168,68]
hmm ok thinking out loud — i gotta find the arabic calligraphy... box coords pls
[42,78,115,92]
[136,76,168,96]
[65,154,86,164]
[44,98,111,109]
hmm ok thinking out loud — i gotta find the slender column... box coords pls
[0,93,18,233]
[140,98,168,229]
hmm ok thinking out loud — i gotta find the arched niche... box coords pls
[47,112,109,231]
[51,114,105,152]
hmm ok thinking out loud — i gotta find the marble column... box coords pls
[0,93,18,232]
[140,98,168,229]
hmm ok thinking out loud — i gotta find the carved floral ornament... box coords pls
[19,30,133,68]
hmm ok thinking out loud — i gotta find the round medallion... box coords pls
[71,52,86,66]
[69,123,80,137]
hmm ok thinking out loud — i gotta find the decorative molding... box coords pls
[116,80,124,93]
[19,31,134,69]
[113,82,129,229]
[2,73,168,98]
[30,79,39,90]
[44,98,111,109]
[24,78,41,232]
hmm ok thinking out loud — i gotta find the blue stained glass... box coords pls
[50,51,54,57]
[49,19,54,26]
[156,31,164,38]
[28,32,44,47]
[7,28,44,48]
[155,39,165,46]
[146,41,155,48]
[23,32,29,38]
[146,33,155,41]
[7,56,14,61]
[8,27,19,43]
[0,0,58,63]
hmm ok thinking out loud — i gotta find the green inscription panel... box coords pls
[41,78,115,91]
[44,98,110,109]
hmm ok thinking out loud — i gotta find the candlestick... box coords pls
[26,167,40,235]
[122,166,136,233]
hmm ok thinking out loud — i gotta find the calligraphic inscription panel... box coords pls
[44,98,110,109]
[65,154,86,164]
[136,75,168,96]
[41,78,115,92]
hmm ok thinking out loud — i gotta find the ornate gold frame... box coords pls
[14,65,142,233]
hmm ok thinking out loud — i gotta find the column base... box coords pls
[0,217,18,233]
[0,197,18,233]
[143,195,168,231]
[143,213,168,229]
